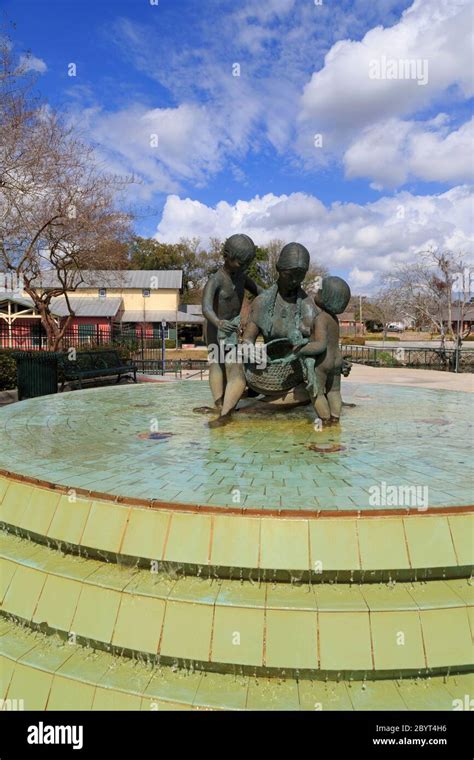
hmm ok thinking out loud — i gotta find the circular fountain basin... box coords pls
[0,381,471,512]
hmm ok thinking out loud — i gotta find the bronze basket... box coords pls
[245,338,304,396]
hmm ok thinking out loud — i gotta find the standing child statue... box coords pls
[292,276,351,427]
[195,234,262,425]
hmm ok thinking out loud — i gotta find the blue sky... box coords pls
[5,0,473,291]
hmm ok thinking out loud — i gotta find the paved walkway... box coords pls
[140,365,474,392]
[365,340,474,349]
[345,364,473,392]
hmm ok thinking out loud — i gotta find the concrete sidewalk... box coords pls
[144,364,474,392]
[345,364,473,392]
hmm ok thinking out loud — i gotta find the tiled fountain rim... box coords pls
[1,468,472,518]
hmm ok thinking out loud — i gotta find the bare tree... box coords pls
[202,237,224,275]
[366,290,400,339]
[383,249,471,349]
[453,263,473,340]
[305,259,330,293]
[0,37,133,349]
[254,239,282,287]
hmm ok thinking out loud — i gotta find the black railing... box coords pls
[341,344,474,372]
[134,359,208,378]
[5,323,473,374]
[0,324,121,351]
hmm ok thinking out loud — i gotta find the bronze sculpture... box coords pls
[288,275,351,426]
[197,238,352,428]
[242,242,317,403]
[197,234,262,426]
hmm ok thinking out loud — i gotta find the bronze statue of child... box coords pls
[293,275,351,426]
[196,234,262,425]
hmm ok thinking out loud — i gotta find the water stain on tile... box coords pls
[137,432,174,441]
[307,444,347,453]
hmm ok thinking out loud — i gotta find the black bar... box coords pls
[0,710,470,757]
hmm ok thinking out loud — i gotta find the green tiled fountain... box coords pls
[0,381,472,710]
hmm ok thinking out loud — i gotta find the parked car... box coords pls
[387,322,404,332]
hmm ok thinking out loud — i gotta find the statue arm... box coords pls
[202,275,221,328]
[242,297,262,345]
[242,319,260,345]
[296,316,328,356]
[245,275,263,296]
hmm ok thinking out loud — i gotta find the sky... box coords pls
[4,0,473,293]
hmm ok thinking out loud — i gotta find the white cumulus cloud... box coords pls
[344,116,474,188]
[74,103,224,198]
[297,0,473,185]
[155,186,474,292]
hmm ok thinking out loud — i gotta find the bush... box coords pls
[341,337,365,345]
[116,337,139,353]
[0,350,17,391]
[377,351,401,367]
[74,342,134,362]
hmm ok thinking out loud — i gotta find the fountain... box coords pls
[0,239,472,711]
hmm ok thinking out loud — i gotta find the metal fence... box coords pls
[4,323,473,374]
[0,323,120,351]
[135,359,208,378]
[341,344,474,373]
[0,324,167,354]
[0,324,208,377]
[136,345,474,375]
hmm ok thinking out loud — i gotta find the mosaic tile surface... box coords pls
[0,382,472,511]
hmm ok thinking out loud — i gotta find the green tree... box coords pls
[129,236,329,304]
[128,236,207,303]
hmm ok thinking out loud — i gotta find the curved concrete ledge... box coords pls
[1,531,472,679]
[1,617,472,711]
[0,474,472,581]
[1,469,471,518]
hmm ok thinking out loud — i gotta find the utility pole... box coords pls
[359,295,363,335]
[161,320,166,376]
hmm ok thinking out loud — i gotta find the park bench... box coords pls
[58,349,138,391]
